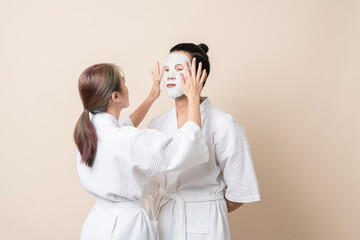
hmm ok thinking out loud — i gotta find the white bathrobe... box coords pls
[77,112,209,240]
[148,98,260,240]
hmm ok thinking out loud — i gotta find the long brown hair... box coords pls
[73,63,124,167]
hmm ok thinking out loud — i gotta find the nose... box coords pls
[167,76,175,81]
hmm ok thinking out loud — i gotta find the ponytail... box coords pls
[74,63,123,167]
[73,109,98,167]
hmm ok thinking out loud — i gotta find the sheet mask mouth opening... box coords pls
[167,84,176,88]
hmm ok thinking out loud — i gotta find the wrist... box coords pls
[146,94,157,103]
[187,95,201,102]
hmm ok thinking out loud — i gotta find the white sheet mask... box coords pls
[163,53,191,99]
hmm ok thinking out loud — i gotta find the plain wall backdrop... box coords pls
[0,0,359,239]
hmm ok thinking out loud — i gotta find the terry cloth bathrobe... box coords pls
[147,98,261,240]
[77,112,209,240]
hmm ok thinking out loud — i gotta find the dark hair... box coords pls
[73,63,123,167]
[170,43,210,87]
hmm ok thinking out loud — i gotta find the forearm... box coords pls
[187,96,201,128]
[129,96,155,127]
[226,199,244,213]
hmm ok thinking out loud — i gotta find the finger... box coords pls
[159,65,164,79]
[191,57,196,78]
[199,69,207,85]
[151,70,155,81]
[155,61,159,73]
[184,61,191,79]
[196,62,202,81]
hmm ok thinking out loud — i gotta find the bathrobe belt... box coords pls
[95,196,145,210]
[157,188,225,240]
[95,196,159,239]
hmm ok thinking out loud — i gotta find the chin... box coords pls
[174,94,185,99]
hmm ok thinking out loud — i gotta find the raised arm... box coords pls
[129,61,164,127]
[180,57,207,128]
[130,57,209,176]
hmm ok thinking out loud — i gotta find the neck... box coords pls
[174,95,189,115]
[174,95,207,117]
[105,106,121,120]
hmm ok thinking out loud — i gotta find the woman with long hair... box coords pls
[74,61,208,240]
[148,43,261,240]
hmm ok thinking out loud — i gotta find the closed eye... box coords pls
[175,64,184,71]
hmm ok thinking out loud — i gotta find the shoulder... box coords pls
[207,105,245,134]
[148,108,173,129]
[118,116,134,127]
[206,104,250,149]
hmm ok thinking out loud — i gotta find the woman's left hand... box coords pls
[149,61,164,101]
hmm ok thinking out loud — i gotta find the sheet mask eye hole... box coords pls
[175,64,184,71]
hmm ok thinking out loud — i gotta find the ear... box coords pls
[111,91,122,103]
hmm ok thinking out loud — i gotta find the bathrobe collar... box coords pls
[91,112,120,128]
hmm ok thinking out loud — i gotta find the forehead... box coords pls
[172,51,192,60]
[165,52,190,66]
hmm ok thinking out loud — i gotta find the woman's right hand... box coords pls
[180,57,207,99]
[149,61,164,101]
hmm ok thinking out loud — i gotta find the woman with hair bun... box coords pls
[148,43,261,240]
[74,61,208,240]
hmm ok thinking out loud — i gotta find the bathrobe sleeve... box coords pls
[127,121,209,177]
[215,116,260,203]
[146,118,163,196]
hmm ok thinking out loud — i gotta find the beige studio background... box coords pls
[0,0,359,239]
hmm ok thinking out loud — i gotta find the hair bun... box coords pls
[198,43,209,53]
